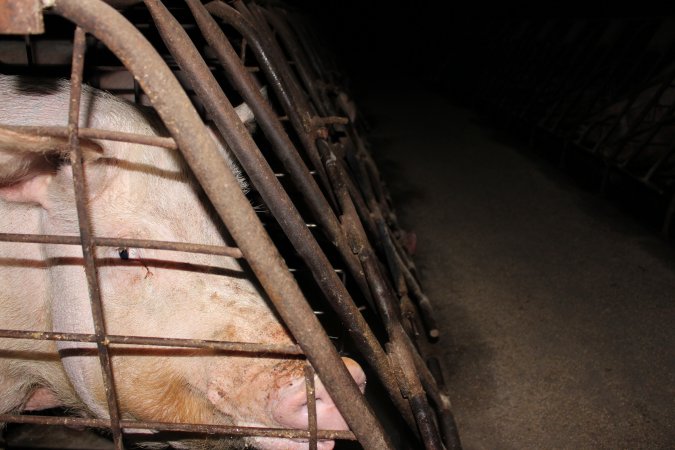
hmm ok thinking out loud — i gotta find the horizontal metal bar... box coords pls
[0,329,303,355]
[0,414,356,440]
[0,125,178,149]
[0,233,243,259]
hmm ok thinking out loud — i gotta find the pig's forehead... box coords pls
[92,173,225,240]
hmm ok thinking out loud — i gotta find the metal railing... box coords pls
[0,1,460,449]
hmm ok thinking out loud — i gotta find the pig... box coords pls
[0,74,366,450]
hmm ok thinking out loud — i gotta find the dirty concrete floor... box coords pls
[361,83,675,449]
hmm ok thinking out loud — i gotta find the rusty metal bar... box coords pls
[427,357,463,450]
[360,250,444,449]
[66,25,124,450]
[330,136,440,339]
[261,6,330,117]
[387,327,444,450]
[304,363,318,450]
[0,329,303,355]
[0,0,44,34]
[52,1,394,449]
[0,124,178,149]
[0,414,356,440]
[318,139,445,446]
[0,233,243,258]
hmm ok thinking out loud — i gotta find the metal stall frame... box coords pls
[0,1,389,449]
[0,1,460,449]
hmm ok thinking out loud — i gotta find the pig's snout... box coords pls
[272,357,366,432]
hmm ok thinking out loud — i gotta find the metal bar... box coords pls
[47,1,391,448]
[0,233,243,258]
[427,358,463,450]
[66,25,124,450]
[0,414,355,440]
[261,7,330,117]
[0,329,303,355]
[304,363,318,450]
[0,0,44,34]
[361,251,444,449]
[337,135,439,339]
[0,124,178,149]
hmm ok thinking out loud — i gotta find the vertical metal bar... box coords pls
[24,34,34,65]
[67,26,124,450]
[304,363,318,450]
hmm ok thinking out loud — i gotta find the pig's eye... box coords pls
[118,248,130,260]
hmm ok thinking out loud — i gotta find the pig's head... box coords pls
[0,77,365,449]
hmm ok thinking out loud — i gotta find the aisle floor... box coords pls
[361,84,675,449]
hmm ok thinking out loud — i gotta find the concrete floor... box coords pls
[361,83,675,449]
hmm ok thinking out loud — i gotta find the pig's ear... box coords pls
[233,86,268,128]
[0,127,103,205]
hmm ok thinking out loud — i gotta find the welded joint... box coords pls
[302,113,349,136]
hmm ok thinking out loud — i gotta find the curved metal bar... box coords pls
[0,233,243,258]
[0,329,303,355]
[66,25,124,450]
[261,6,332,117]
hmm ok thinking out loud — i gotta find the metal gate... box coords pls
[0,1,460,449]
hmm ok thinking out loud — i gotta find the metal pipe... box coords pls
[0,414,355,440]
[0,328,303,355]
[0,233,243,258]
[66,25,124,450]
[304,363,319,450]
[0,124,178,149]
